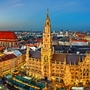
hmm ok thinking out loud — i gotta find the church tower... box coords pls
[41,9,53,80]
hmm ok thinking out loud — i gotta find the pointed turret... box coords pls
[44,9,51,33]
[42,9,52,49]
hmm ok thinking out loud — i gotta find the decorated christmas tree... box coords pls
[64,65,71,86]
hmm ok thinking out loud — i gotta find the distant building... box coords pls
[0,49,26,76]
[0,31,18,48]
[65,30,69,37]
[74,32,85,39]
[84,36,90,42]
[71,39,88,46]
[60,30,63,35]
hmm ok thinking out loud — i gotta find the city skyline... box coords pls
[0,0,90,31]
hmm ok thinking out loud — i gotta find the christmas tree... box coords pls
[64,65,71,86]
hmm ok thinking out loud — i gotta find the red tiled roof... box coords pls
[26,43,39,47]
[72,39,88,42]
[75,32,85,38]
[37,38,42,42]
[0,54,17,62]
[0,31,17,41]
[34,43,39,46]
[26,44,34,47]
[0,46,5,51]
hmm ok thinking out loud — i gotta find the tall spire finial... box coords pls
[47,8,49,13]
[46,8,49,19]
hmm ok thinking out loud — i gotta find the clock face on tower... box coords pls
[44,55,48,62]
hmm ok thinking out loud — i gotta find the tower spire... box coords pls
[44,9,51,33]
[46,9,49,19]
[41,9,53,80]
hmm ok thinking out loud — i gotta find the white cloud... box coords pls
[9,0,24,8]
[52,0,90,13]
[0,0,24,10]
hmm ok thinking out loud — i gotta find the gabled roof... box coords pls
[0,31,17,41]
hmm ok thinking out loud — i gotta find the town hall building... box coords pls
[26,10,90,86]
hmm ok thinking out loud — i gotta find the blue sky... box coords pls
[0,0,90,31]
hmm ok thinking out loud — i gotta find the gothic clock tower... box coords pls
[41,9,54,80]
